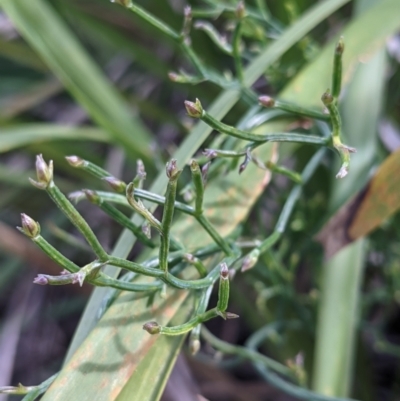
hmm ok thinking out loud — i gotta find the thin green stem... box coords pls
[257,149,326,255]
[47,182,108,262]
[159,162,182,272]
[259,96,329,121]
[266,161,302,184]
[197,214,233,256]
[33,235,80,273]
[65,155,111,179]
[217,263,229,312]
[201,108,329,145]
[332,37,344,100]
[190,160,204,215]
[201,326,293,378]
[126,2,180,40]
[232,12,244,83]
[84,190,155,248]
[184,254,208,278]
[245,324,356,401]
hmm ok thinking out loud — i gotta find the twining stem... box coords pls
[184,254,208,278]
[266,161,302,184]
[332,37,344,101]
[232,2,245,83]
[109,254,238,290]
[159,161,182,272]
[216,263,230,312]
[190,160,204,215]
[65,155,111,180]
[47,183,109,262]
[256,148,326,255]
[124,2,206,76]
[83,190,155,248]
[259,95,329,121]
[189,286,213,354]
[185,99,329,145]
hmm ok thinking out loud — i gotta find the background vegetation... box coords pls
[0,0,400,400]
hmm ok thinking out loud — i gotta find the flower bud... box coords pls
[241,249,260,272]
[142,222,151,239]
[335,36,344,55]
[258,95,275,108]
[83,189,101,205]
[321,90,333,106]
[65,155,85,168]
[143,321,161,335]
[236,1,246,19]
[18,213,40,238]
[33,275,48,285]
[166,159,180,180]
[103,176,127,193]
[29,154,53,189]
[184,98,203,118]
[110,0,131,7]
[190,339,201,355]
[203,149,218,159]
[220,262,229,279]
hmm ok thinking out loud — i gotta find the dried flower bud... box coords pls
[110,0,132,7]
[220,262,229,279]
[321,90,333,106]
[18,213,40,238]
[203,149,218,159]
[190,339,201,355]
[68,190,85,203]
[65,155,85,168]
[335,36,345,55]
[29,154,53,189]
[83,189,101,205]
[166,159,180,180]
[239,149,252,174]
[142,222,151,239]
[258,95,275,108]
[236,1,246,19]
[225,312,239,319]
[241,248,260,272]
[184,98,203,118]
[143,321,161,335]
[201,161,211,182]
[33,275,48,285]
[103,176,127,193]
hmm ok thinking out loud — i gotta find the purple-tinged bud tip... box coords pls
[143,321,161,334]
[33,275,48,285]
[110,0,132,7]
[65,155,85,168]
[30,154,53,189]
[258,95,275,108]
[184,99,203,118]
[142,222,151,239]
[83,189,101,204]
[184,5,192,19]
[166,159,180,180]
[220,262,229,279]
[203,149,218,159]
[18,213,40,238]
[103,176,126,193]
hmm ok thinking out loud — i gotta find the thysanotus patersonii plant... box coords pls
[3,1,390,400]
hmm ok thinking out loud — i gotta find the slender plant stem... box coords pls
[159,164,181,272]
[47,182,108,262]
[201,109,329,145]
